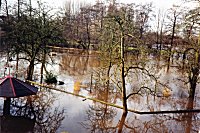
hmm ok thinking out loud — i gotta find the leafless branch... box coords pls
[177,78,189,84]
[126,86,154,100]
[125,66,158,81]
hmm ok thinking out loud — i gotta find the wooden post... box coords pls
[3,98,11,116]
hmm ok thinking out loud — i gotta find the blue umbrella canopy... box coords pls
[0,76,38,98]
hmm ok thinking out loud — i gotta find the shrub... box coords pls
[45,72,57,84]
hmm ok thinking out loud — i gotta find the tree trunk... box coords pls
[0,0,1,11]
[185,98,194,133]
[16,0,20,78]
[26,59,35,81]
[40,51,46,84]
[121,32,127,112]
[167,15,177,72]
[118,30,128,133]
[118,112,127,133]
[189,66,199,98]
[86,20,90,50]
[5,0,9,18]
[15,53,19,78]
[159,21,163,51]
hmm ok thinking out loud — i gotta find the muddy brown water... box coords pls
[0,50,200,133]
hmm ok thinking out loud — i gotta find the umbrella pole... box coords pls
[3,98,11,116]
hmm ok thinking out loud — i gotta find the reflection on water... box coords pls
[120,98,200,133]
[74,81,81,95]
[0,88,65,133]
[59,50,100,76]
[54,51,200,133]
[1,50,200,133]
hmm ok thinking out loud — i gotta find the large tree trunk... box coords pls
[189,66,199,98]
[185,98,194,133]
[118,31,128,133]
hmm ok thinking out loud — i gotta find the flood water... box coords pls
[0,49,200,133]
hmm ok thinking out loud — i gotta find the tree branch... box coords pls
[126,86,154,100]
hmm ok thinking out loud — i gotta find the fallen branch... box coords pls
[27,80,200,114]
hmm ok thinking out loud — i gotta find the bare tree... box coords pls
[166,5,184,71]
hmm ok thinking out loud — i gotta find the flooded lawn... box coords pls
[0,50,200,133]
